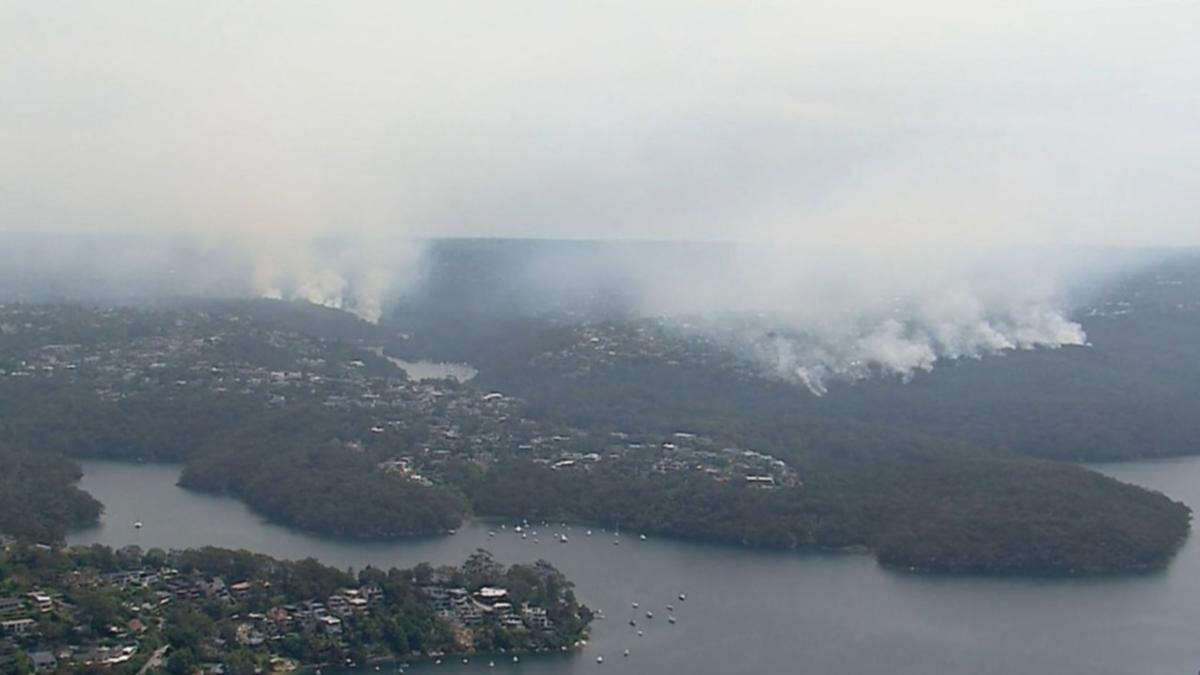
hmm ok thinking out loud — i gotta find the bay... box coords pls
[68,458,1200,675]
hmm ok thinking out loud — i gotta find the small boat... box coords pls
[586,530,593,536]
[637,630,644,636]
[512,656,519,663]
[133,521,143,529]
[596,656,604,664]
[612,540,619,546]
[667,604,674,611]
[632,602,639,608]
[668,616,676,624]
[560,534,568,543]
[623,650,629,657]
[645,611,653,619]
[629,619,636,626]
[678,593,687,601]
[488,661,494,668]
[639,534,646,541]
[462,658,469,664]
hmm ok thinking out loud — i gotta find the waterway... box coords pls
[370,347,478,382]
[68,458,1200,675]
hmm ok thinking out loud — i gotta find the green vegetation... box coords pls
[0,443,100,543]
[0,542,590,672]
[0,250,1197,576]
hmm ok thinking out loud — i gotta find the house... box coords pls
[0,598,25,620]
[317,615,342,634]
[0,618,36,636]
[28,650,56,672]
[522,605,552,630]
[475,587,508,603]
[27,593,53,613]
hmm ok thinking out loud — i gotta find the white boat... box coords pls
[668,616,677,624]
[560,534,568,543]
[632,602,639,608]
[596,656,604,664]
[623,649,629,657]
[639,534,646,540]
[512,656,519,663]
[678,593,687,601]
[645,611,653,619]
[133,521,143,529]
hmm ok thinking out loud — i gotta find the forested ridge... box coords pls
[0,249,1198,574]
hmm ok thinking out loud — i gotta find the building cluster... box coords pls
[422,585,554,632]
[0,303,800,490]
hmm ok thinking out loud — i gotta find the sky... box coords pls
[2,0,1198,246]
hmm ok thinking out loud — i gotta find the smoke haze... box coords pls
[2,2,1196,383]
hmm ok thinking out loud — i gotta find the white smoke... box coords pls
[248,237,423,323]
[584,243,1106,395]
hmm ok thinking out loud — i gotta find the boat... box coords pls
[560,534,568,543]
[488,661,494,668]
[587,529,593,536]
[596,656,604,664]
[512,656,519,663]
[632,602,639,608]
[623,650,629,657]
[645,611,653,619]
[613,540,619,546]
[133,521,142,529]
[639,534,646,540]
[629,619,636,626]
[668,616,676,624]
[667,604,674,611]
[678,593,687,601]
[637,630,644,636]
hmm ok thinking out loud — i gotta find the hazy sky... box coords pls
[2,1,1197,245]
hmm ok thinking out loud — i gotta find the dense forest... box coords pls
[0,443,101,543]
[0,245,1198,575]
[177,406,469,538]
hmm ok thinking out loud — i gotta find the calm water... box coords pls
[373,348,478,382]
[69,459,1200,675]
